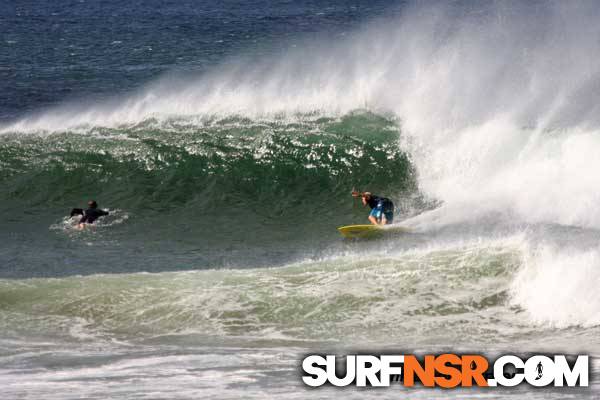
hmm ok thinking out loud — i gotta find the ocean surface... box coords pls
[2,0,600,398]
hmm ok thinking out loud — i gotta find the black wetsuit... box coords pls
[366,195,394,223]
[71,207,109,224]
[366,195,394,213]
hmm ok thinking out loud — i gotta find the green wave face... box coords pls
[0,111,418,276]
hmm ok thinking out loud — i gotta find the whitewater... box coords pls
[2,1,600,398]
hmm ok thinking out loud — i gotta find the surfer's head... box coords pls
[88,200,98,209]
[361,192,372,206]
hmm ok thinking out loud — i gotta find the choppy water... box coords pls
[3,1,600,398]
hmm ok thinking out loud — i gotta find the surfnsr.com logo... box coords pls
[301,354,589,388]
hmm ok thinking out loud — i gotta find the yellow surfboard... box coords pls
[337,224,410,239]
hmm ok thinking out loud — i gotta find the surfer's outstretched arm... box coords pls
[70,208,84,217]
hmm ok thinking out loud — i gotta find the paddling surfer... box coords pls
[70,200,109,228]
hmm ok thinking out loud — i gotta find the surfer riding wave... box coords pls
[352,190,394,225]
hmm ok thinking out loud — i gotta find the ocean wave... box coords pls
[0,237,523,345]
[3,1,600,342]
[4,2,600,232]
[0,111,417,231]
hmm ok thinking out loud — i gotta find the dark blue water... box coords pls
[3,0,403,122]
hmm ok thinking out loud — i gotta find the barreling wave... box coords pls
[4,2,600,231]
[0,111,417,267]
[3,1,600,333]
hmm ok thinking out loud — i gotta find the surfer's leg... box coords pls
[383,211,394,225]
[369,208,381,225]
